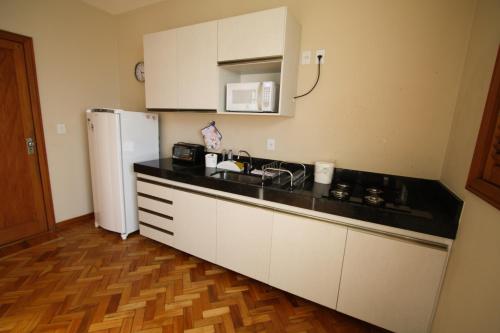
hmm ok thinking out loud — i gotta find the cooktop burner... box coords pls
[331,183,351,200]
[363,187,384,206]
[328,182,411,212]
[364,193,385,206]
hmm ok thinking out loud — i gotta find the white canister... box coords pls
[205,153,218,168]
[314,161,335,184]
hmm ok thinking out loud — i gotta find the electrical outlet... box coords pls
[316,49,326,64]
[266,138,276,151]
[301,50,311,65]
[56,123,66,134]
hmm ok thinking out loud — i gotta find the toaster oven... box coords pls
[172,142,205,164]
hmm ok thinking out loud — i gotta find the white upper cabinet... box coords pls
[337,230,447,333]
[216,7,301,116]
[216,199,274,283]
[143,7,300,115]
[270,213,347,309]
[144,30,177,109]
[177,21,218,110]
[143,21,218,110]
[217,7,287,62]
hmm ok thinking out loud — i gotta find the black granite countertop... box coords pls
[134,158,463,239]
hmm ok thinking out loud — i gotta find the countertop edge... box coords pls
[136,172,453,249]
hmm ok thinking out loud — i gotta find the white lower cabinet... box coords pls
[135,176,450,333]
[173,189,217,263]
[269,212,347,309]
[139,223,174,246]
[337,229,447,333]
[216,199,274,283]
[136,179,174,246]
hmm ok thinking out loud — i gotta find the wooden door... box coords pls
[270,212,347,309]
[0,30,53,245]
[216,199,274,283]
[466,45,500,209]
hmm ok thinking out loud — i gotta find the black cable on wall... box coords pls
[294,54,323,99]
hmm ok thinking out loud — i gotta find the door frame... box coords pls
[0,29,56,232]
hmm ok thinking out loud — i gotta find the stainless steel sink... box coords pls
[210,163,311,191]
[210,170,264,185]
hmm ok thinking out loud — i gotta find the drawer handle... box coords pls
[138,192,173,204]
[139,207,173,220]
[140,222,174,235]
[137,177,173,188]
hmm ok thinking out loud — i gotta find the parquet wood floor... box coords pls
[0,221,388,333]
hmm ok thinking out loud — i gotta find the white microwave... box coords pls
[226,81,279,112]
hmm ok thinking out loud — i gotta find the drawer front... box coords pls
[139,209,173,232]
[139,224,174,246]
[137,180,173,201]
[137,195,173,217]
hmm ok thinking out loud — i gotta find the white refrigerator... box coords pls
[86,108,159,239]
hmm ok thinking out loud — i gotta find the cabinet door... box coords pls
[337,230,447,333]
[177,21,218,110]
[270,213,347,309]
[173,189,216,263]
[143,30,177,109]
[216,200,273,283]
[218,7,286,62]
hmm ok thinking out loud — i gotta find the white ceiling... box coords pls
[81,0,167,15]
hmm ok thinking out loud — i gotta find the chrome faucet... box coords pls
[221,149,227,161]
[227,149,233,161]
[237,150,253,170]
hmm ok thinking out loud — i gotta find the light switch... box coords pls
[301,50,311,65]
[56,123,66,134]
[266,138,276,151]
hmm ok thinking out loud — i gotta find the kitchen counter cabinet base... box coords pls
[270,212,347,309]
[173,189,217,263]
[216,199,274,283]
[337,229,447,333]
[134,173,451,333]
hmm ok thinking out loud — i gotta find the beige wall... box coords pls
[116,0,476,179]
[0,0,120,222]
[432,0,500,331]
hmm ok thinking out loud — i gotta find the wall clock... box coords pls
[134,61,145,82]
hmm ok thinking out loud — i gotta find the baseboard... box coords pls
[0,212,94,259]
[56,212,94,230]
[0,231,60,259]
